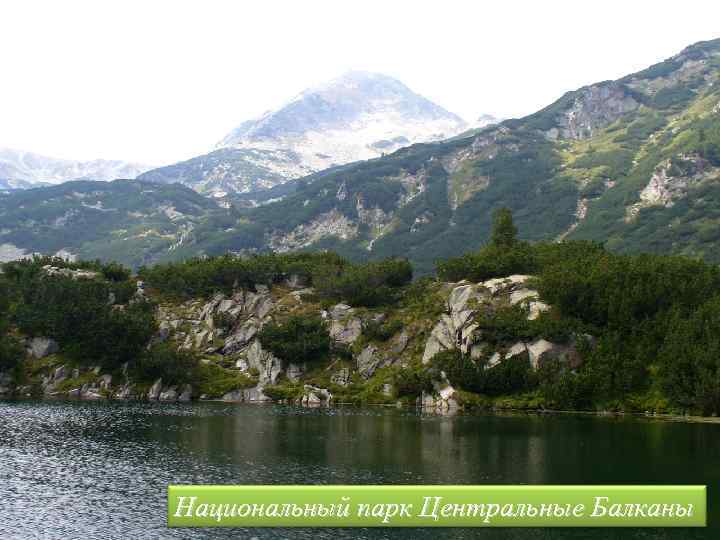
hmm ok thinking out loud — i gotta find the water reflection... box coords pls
[0,400,718,539]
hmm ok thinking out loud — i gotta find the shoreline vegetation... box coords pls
[2,209,720,420]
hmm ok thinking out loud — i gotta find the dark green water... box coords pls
[0,400,718,539]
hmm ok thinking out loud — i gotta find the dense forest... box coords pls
[2,209,720,415]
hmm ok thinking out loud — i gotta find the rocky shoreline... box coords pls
[1,272,589,415]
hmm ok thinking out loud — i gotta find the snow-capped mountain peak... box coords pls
[139,71,470,198]
[217,71,466,151]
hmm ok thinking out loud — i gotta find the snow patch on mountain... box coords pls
[217,71,467,172]
[0,148,151,188]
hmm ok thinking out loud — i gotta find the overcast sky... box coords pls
[1,0,719,165]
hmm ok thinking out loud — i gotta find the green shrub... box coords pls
[571,149,634,178]
[363,319,403,342]
[652,86,695,109]
[0,279,22,372]
[110,281,136,304]
[490,207,518,249]
[12,275,156,370]
[100,262,132,282]
[263,383,303,401]
[431,349,536,397]
[138,252,347,298]
[258,316,331,366]
[313,258,412,307]
[659,296,720,415]
[392,365,433,398]
[131,342,199,386]
[194,362,255,398]
[474,305,533,345]
[2,255,131,283]
[537,357,590,410]
[436,243,536,282]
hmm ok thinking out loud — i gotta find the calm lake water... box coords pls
[0,400,718,539]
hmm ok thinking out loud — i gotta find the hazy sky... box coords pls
[1,0,719,164]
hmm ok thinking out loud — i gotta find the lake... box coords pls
[0,400,718,539]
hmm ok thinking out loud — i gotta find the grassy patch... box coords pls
[194,362,255,398]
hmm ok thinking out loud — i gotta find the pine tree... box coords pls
[490,208,518,249]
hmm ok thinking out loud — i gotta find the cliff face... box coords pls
[0,275,583,413]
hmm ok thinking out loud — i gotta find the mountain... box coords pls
[211,38,720,274]
[0,180,228,267]
[2,39,720,271]
[137,71,468,197]
[0,148,151,188]
[0,178,45,191]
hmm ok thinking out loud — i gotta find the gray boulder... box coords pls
[244,340,282,385]
[301,385,332,406]
[178,384,193,402]
[357,345,380,378]
[327,303,361,344]
[159,386,179,401]
[221,389,244,401]
[147,378,163,400]
[329,303,354,319]
[330,368,351,386]
[222,320,259,354]
[222,384,271,402]
[115,383,134,399]
[27,337,59,359]
[422,316,455,364]
[329,317,362,344]
[81,388,104,400]
[53,365,67,382]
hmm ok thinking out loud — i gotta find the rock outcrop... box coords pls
[626,154,719,222]
[417,374,460,415]
[327,304,362,345]
[42,265,100,280]
[545,82,639,141]
[422,276,550,364]
[27,337,59,359]
[300,385,333,406]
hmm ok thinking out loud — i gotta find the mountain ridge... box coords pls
[0,147,151,188]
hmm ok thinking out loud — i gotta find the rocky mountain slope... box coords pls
[137,71,469,198]
[0,180,225,266]
[0,148,150,188]
[214,38,720,273]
